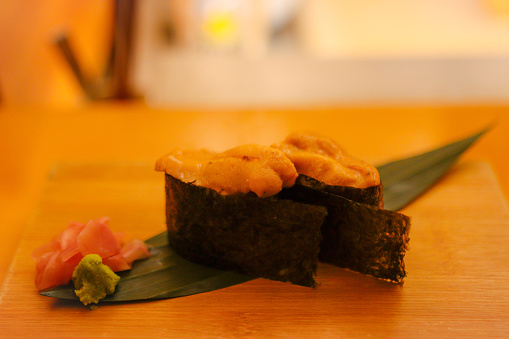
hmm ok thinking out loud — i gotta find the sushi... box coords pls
[156,144,327,287]
[156,133,411,287]
[273,132,410,283]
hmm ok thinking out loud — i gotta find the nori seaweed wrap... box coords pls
[295,174,384,209]
[165,174,327,287]
[274,132,410,284]
[280,179,410,284]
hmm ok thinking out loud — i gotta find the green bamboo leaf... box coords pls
[378,127,489,211]
[41,127,488,302]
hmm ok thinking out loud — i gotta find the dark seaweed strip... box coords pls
[318,197,410,283]
[279,184,410,284]
[294,175,384,208]
[378,127,489,211]
[165,174,328,287]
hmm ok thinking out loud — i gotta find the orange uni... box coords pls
[272,132,380,188]
[155,144,298,198]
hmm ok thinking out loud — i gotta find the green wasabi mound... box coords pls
[72,254,120,305]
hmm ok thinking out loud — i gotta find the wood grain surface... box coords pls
[0,161,507,338]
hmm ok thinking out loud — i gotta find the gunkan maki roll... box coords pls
[156,144,327,287]
[273,132,410,283]
[156,133,411,287]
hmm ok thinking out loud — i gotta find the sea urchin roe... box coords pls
[155,144,298,198]
[272,132,380,188]
[154,148,216,183]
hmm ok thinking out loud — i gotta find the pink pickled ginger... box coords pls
[32,217,150,291]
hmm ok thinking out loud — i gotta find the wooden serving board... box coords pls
[1,162,508,338]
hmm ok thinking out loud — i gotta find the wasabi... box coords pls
[72,254,120,305]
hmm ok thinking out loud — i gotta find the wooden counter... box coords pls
[0,103,508,337]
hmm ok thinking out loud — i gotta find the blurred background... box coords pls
[1,0,509,107]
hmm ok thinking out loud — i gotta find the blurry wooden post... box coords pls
[55,0,138,100]
[111,0,137,99]
[55,34,98,99]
